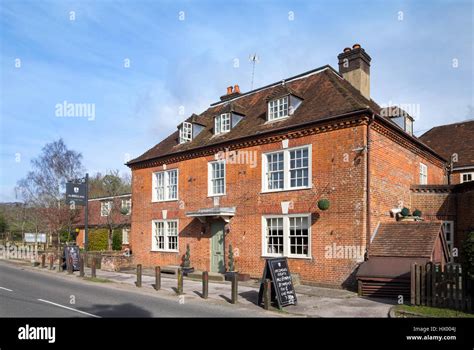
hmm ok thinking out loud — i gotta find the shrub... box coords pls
[413,209,422,217]
[112,229,122,251]
[88,229,108,251]
[228,244,235,271]
[182,244,191,268]
[401,207,410,217]
[317,199,330,211]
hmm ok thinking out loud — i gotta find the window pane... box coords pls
[289,148,309,187]
[267,152,284,190]
[211,162,225,195]
[266,218,284,255]
[289,217,309,256]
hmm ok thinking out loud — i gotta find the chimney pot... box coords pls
[343,47,351,53]
[234,84,240,94]
[352,43,361,49]
[227,86,233,95]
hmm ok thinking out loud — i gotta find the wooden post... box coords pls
[263,278,271,310]
[57,255,62,273]
[154,266,161,291]
[426,263,432,307]
[421,264,426,306]
[202,271,208,299]
[454,264,460,311]
[79,255,85,277]
[136,264,142,287]
[49,255,53,270]
[432,264,437,307]
[67,256,73,274]
[177,268,183,295]
[357,280,362,296]
[231,273,238,304]
[91,257,96,278]
[415,264,421,305]
[41,254,46,268]
[410,263,416,305]
[447,265,453,309]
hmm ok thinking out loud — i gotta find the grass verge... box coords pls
[394,305,474,318]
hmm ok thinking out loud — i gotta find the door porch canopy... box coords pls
[186,207,236,223]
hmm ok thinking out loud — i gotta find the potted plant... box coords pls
[317,198,330,211]
[181,244,194,276]
[224,244,236,281]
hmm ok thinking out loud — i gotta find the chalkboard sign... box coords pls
[257,258,297,308]
[64,245,80,271]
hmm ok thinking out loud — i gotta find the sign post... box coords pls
[66,173,89,251]
[257,257,297,309]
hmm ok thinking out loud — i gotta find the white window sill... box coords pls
[261,254,312,260]
[207,193,226,198]
[151,199,179,203]
[260,186,312,194]
[151,249,179,253]
[266,116,289,123]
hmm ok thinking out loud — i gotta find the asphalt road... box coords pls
[0,261,273,317]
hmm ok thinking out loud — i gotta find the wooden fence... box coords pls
[411,262,473,313]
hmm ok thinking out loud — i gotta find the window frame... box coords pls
[151,219,179,252]
[179,122,193,144]
[267,95,289,121]
[208,160,226,197]
[152,169,179,202]
[419,163,428,185]
[261,214,312,259]
[214,113,231,135]
[121,198,132,215]
[442,220,454,261]
[460,172,474,183]
[122,227,130,244]
[100,201,112,217]
[262,145,312,193]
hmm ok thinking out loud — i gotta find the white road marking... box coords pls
[0,287,13,292]
[37,299,101,318]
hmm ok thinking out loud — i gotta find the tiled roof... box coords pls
[127,65,382,166]
[370,221,443,258]
[419,120,474,168]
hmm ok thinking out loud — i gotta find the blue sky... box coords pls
[0,0,472,202]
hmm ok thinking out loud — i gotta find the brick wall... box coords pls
[369,124,445,235]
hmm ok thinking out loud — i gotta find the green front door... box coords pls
[210,221,225,273]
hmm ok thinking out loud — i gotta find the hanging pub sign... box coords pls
[63,245,81,271]
[66,181,86,206]
[257,257,297,308]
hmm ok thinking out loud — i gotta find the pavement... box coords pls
[0,259,395,317]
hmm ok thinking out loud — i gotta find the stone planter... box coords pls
[224,272,250,282]
[182,267,195,276]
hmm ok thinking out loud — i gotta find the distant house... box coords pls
[76,194,131,250]
[419,120,474,184]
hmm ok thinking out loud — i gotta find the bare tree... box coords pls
[16,139,84,251]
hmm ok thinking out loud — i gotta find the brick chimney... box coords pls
[220,84,241,101]
[337,44,371,100]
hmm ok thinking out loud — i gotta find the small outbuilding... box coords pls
[356,221,450,298]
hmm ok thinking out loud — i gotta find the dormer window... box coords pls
[215,113,231,135]
[179,122,193,144]
[268,96,289,121]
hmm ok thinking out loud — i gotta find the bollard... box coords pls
[91,257,96,278]
[67,256,73,274]
[41,254,46,268]
[154,266,161,291]
[49,255,53,270]
[202,271,209,299]
[136,264,142,287]
[231,273,238,304]
[177,268,183,295]
[263,278,271,310]
[79,255,85,277]
[57,255,62,273]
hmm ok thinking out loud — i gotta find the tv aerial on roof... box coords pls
[249,53,260,90]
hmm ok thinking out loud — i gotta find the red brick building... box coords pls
[419,120,474,185]
[76,194,131,250]
[126,45,448,287]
